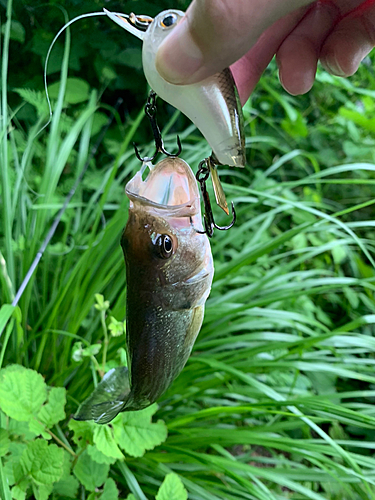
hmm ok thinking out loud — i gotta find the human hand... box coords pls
[155,0,375,104]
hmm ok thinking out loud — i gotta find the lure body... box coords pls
[75,158,213,423]
[105,9,246,168]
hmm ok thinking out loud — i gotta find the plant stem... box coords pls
[101,310,109,374]
[46,428,77,458]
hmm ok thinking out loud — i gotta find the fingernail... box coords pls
[155,22,204,84]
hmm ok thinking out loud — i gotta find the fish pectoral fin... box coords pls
[73,366,131,424]
[74,399,126,425]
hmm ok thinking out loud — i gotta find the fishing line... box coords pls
[11,98,123,308]
[39,10,127,137]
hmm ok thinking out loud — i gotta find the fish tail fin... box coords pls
[73,366,131,425]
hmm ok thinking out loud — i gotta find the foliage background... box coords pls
[1,0,375,499]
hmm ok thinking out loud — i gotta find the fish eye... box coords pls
[160,13,178,29]
[155,234,174,259]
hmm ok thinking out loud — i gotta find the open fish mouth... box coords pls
[125,157,200,217]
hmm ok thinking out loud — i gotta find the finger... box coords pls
[320,1,375,76]
[230,7,310,104]
[276,1,341,95]
[155,0,315,85]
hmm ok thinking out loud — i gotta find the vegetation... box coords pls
[1,0,375,499]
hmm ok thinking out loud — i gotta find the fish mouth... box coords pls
[125,157,200,217]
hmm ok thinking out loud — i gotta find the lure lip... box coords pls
[103,8,152,40]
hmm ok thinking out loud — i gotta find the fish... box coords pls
[104,8,246,170]
[74,157,214,424]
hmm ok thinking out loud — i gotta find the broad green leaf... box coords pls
[32,482,53,500]
[73,449,109,491]
[8,418,38,440]
[68,419,95,448]
[3,442,27,485]
[13,88,48,116]
[92,112,110,136]
[53,475,80,499]
[116,48,142,69]
[0,366,47,421]
[1,20,25,43]
[87,444,117,465]
[20,440,64,485]
[47,77,90,104]
[93,425,123,460]
[38,387,66,428]
[156,474,188,500]
[126,495,137,500]
[11,485,27,500]
[100,478,119,500]
[112,404,167,457]
[28,419,50,440]
[0,429,10,457]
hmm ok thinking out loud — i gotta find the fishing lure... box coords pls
[104,8,246,214]
[75,156,213,424]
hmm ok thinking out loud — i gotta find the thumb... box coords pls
[155,0,315,85]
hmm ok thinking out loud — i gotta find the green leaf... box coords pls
[116,48,142,69]
[339,106,375,132]
[13,88,48,116]
[0,366,47,421]
[68,419,95,448]
[92,112,110,136]
[126,495,136,500]
[156,474,188,500]
[11,485,27,500]
[112,404,167,457]
[108,317,125,337]
[332,244,347,265]
[87,444,117,465]
[28,419,50,440]
[281,112,308,138]
[32,482,53,500]
[0,429,10,457]
[100,478,119,500]
[95,293,110,312]
[4,442,27,485]
[38,387,66,428]
[47,77,90,104]
[53,475,80,499]
[72,342,102,362]
[8,418,37,440]
[20,440,64,485]
[93,425,123,460]
[73,449,109,491]
[1,20,25,43]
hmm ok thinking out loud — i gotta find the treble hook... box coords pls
[133,90,182,162]
[192,159,236,238]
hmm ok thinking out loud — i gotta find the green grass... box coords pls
[1,4,375,499]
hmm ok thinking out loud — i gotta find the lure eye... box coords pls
[160,13,178,29]
[156,234,174,259]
